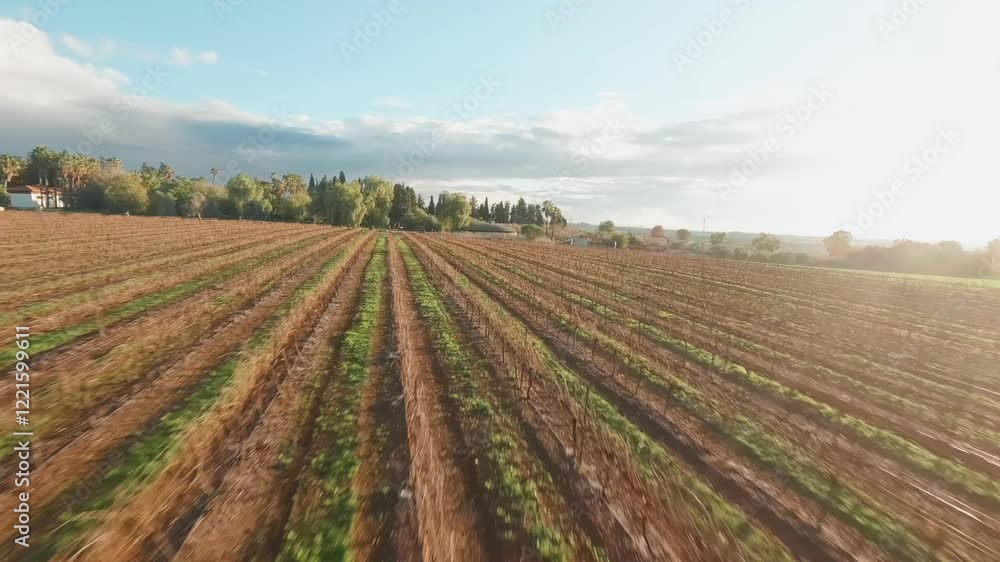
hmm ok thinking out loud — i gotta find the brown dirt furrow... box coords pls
[0,233,353,476]
[425,236,999,560]
[0,224,305,308]
[1,232,362,543]
[350,243,418,562]
[388,237,488,562]
[60,232,374,562]
[0,229,340,412]
[5,228,328,338]
[407,234,711,561]
[172,236,374,561]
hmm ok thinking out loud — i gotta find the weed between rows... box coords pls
[400,240,598,562]
[278,235,387,562]
[495,258,1000,506]
[27,247,352,561]
[0,236,324,368]
[415,239,794,562]
[453,250,939,561]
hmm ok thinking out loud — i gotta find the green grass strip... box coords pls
[492,253,1000,504]
[453,253,938,561]
[400,241,600,562]
[24,248,352,561]
[419,241,793,562]
[0,236,323,368]
[278,235,387,562]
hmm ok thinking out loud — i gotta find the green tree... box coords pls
[149,191,178,216]
[389,183,417,228]
[512,197,529,224]
[491,201,510,223]
[339,171,347,185]
[752,233,782,254]
[597,220,616,235]
[400,207,442,231]
[650,225,666,239]
[27,146,56,185]
[361,175,394,228]
[210,168,220,185]
[0,154,25,190]
[276,191,312,222]
[225,173,265,219]
[478,197,491,221]
[823,230,853,258]
[179,191,207,218]
[27,146,59,207]
[609,232,629,249]
[541,200,566,239]
[103,157,123,173]
[676,229,692,243]
[710,232,727,246]
[320,180,366,226]
[427,196,436,215]
[104,173,149,214]
[436,192,473,231]
[157,162,176,182]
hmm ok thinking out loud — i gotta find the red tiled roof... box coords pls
[7,185,46,194]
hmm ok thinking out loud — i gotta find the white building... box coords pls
[7,185,63,209]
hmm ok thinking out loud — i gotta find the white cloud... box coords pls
[239,65,268,77]
[60,34,116,58]
[1,11,998,244]
[166,46,219,67]
[371,97,411,110]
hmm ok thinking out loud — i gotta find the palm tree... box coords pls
[0,154,25,190]
[210,168,220,185]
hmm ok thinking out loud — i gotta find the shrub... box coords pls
[74,182,106,211]
[149,191,178,216]
[103,174,148,214]
[401,208,442,232]
[466,221,516,234]
[520,224,545,240]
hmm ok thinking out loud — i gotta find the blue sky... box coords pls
[1,0,998,244]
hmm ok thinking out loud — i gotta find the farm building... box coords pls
[7,185,63,209]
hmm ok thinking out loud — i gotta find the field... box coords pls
[2,212,999,562]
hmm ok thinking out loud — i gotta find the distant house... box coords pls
[567,235,591,247]
[7,185,63,209]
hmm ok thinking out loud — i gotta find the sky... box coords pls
[1,0,998,245]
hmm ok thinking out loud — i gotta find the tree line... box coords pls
[0,146,567,235]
